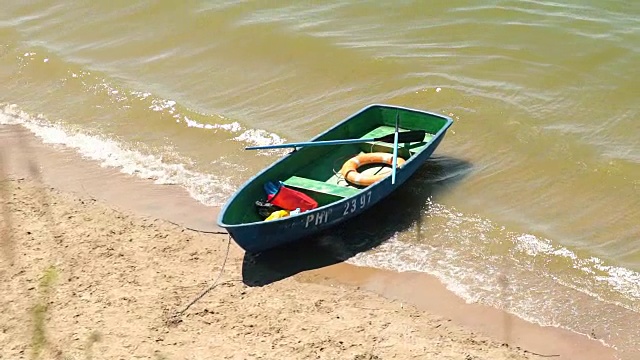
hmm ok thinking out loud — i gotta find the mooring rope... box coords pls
[174,234,232,317]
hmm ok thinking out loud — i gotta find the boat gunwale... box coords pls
[216,104,453,229]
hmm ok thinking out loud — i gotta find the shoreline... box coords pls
[0,125,224,234]
[1,124,621,359]
[299,264,616,358]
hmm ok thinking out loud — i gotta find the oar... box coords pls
[245,130,425,150]
[391,113,400,185]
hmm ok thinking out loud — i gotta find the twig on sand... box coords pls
[523,350,559,357]
[504,344,559,358]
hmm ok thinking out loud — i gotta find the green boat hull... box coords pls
[217,104,453,253]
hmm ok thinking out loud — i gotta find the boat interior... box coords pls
[282,125,436,201]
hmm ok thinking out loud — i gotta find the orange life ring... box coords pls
[340,152,406,186]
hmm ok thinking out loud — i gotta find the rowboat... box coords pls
[217,104,453,253]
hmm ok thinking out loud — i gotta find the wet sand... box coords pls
[0,125,619,359]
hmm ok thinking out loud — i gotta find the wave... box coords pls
[0,103,243,206]
[347,199,640,352]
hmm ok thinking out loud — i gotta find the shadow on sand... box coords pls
[241,155,472,287]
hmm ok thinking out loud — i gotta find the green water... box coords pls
[1,1,638,356]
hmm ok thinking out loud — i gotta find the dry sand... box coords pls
[1,178,534,360]
[0,125,620,359]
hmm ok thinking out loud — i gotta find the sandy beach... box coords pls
[0,125,621,359]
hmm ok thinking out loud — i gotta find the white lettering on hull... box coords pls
[305,208,332,228]
[343,191,372,216]
[304,191,372,229]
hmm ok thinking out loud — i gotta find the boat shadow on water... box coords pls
[241,154,472,287]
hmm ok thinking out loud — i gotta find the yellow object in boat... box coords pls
[265,210,290,221]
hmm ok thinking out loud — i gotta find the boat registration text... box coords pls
[304,191,372,228]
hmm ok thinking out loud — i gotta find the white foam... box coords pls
[234,128,284,147]
[0,104,235,206]
[173,114,286,157]
[593,262,640,299]
[64,69,286,153]
[131,90,284,153]
[512,230,640,300]
[149,98,177,113]
[130,91,152,100]
[234,129,288,156]
[514,234,554,256]
[183,116,243,132]
[347,234,484,304]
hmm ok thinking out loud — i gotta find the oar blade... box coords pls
[377,130,425,144]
